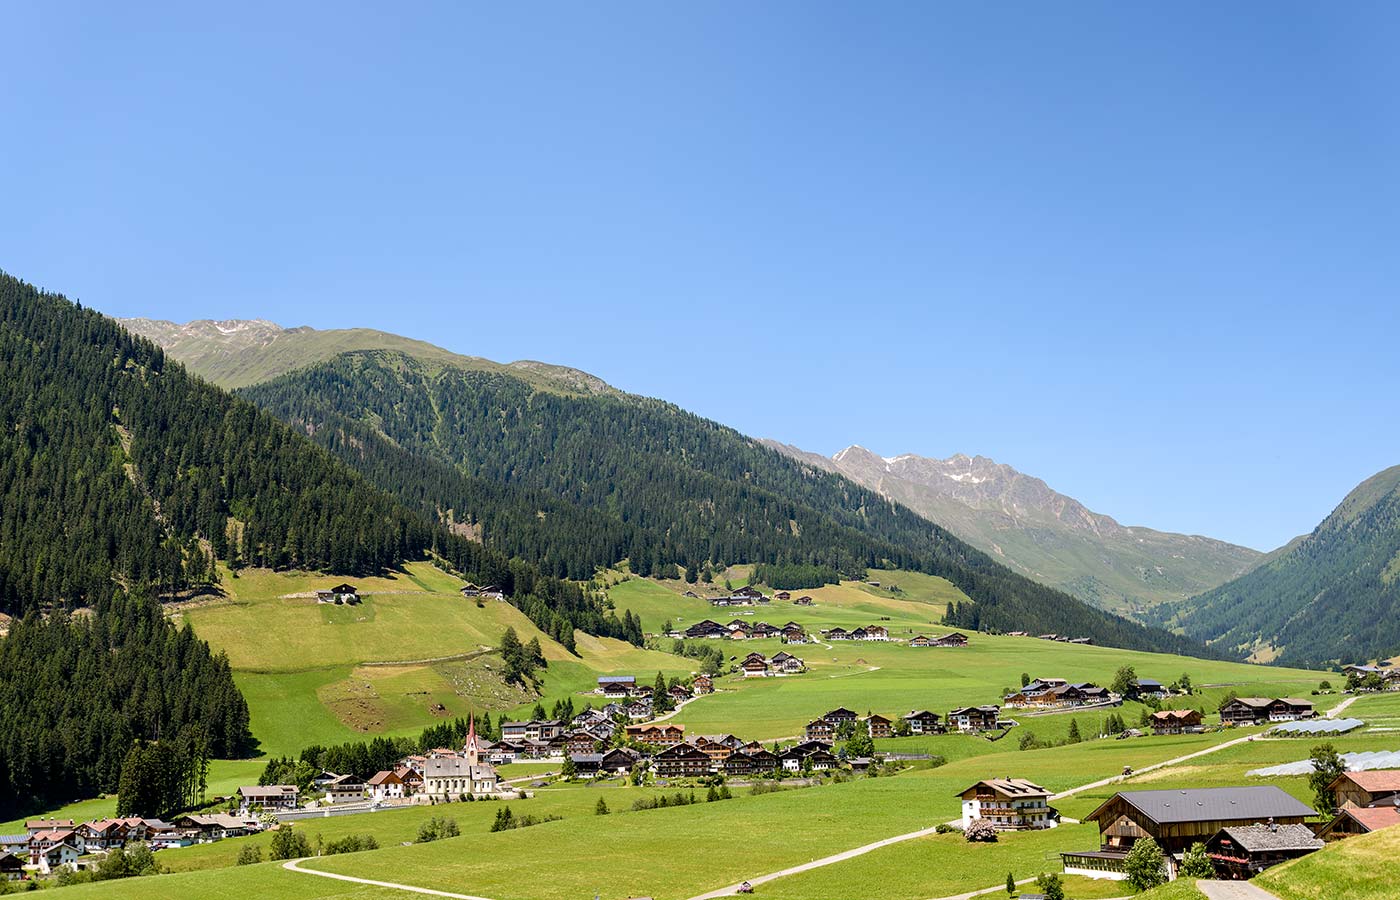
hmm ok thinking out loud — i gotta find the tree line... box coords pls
[0,590,253,818]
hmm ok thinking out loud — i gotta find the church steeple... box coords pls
[465,712,480,766]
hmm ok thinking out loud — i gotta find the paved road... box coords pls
[282,858,496,899]
[686,824,948,900]
[689,729,1270,899]
[1198,880,1282,900]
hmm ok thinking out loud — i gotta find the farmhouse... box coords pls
[902,710,943,734]
[804,718,835,743]
[654,743,711,778]
[741,654,770,677]
[948,706,1001,732]
[1219,697,1314,726]
[320,773,366,804]
[1062,786,1315,880]
[239,785,299,811]
[626,723,686,747]
[693,674,714,694]
[770,650,806,674]
[823,707,859,727]
[723,746,779,777]
[1205,823,1323,877]
[930,632,969,647]
[598,675,636,698]
[1150,709,1204,735]
[957,778,1057,831]
[864,713,893,739]
[908,635,933,647]
[0,852,23,881]
[1316,804,1400,839]
[794,595,813,605]
[1135,679,1169,699]
[315,583,359,604]
[366,769,406,802]
[693,734,743,762]
[1328,769,1400,810]
[685,619,728,639]
[774,591,791,600]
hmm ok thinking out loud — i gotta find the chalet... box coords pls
[626,723,686,747]
[770,651,805,674]
[28,829,84,860]
[239,785,299,811]
[653,743,711,778]
[741,655,770,678]
[0,852,23,882]
[826,628,850,641]
[823,707,859,727]
[779,742,834,772]
[947,705,1001,732]
[1062,786,1315,880]
[1205,824,1323,878]
[571,749,639,779]
[23,820,74,836]
[1068,638,1093,645]
[903,710,943,735]
[33,843,80,875]
[864,713,893,739]
[727,622,752,639]
[733,586,765,601]
[321,774,366,804]
[1134,679,1169,699]
[908,635,932,647]
[751,622,780,638]
[668,683,692,703]
[626,701,653,720]
[723,746,778,777]
[1316,804,1400,839]
[685,620,728,639]
[564,731,600,755]
[1037,634,1059,641]
[1328,769,1400,810]
[1150,709,1204,735]
[459,583,481,597]
[957,779,1057,831]
[804,718,836,743]
[486,743,521,765]
[693,674,714,694]
[930,632,969,648]
[1219,697,1313,726]
[774,591,791,601]
[598,675,636,697]
[501,719,565,742]
[794,596,813,605]
[172,814,259,840]
[848,627,869,641]
[1006,681,1108,708]
[421,757,501,798]
[865,625,891,641]
[807,747,838,771]
[781,626,808,644]
[1007,631,1029,637]
[316,583,360,604]
[479,585,508,600]
[366,770,406,802]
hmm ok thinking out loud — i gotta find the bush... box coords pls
[236,845,262,865]
[269,825,313,861]
[595,797,609,815]
[324,834,379,855]
[416,816,460,843]
[1124,835,1167,890]
[1179,842,1215,879]
[1034,872,1065,900]
[964,819,999,842]
[934,822,963,835]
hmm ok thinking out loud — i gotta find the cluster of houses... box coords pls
[1341,664,1400,690]
[596,674,710,708]
[701,586,771,607]
[1002,677,1115,709]
[909,632,969,647]
[1004,632,1093,644]
[739,650,806,677]
[803,705,1004,742]
[821,625,891,642]
[583,723,845,780]
[676,619,811,643]
[459,583,508,600]
[1,813,264,877]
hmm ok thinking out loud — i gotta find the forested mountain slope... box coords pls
[0,272,623,648]
[1159,465,1400,667]
[762,441,1261,615]
[233,349,1214,657]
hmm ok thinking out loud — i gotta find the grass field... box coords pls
[1257,823,1400,900]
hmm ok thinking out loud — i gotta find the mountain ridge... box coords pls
[1160,463,1400,667]
[762,439,1262,616]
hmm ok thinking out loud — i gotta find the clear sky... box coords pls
[3,2,1397,551]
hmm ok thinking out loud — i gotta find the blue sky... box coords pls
[3,2,1397,551]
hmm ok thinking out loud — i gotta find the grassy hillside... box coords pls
[1160,464,1400,666]
[190,563,691,754]
[1257,821,1400,900]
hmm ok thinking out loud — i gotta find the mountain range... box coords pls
[761,441,1262,615]
[1152,464,1400,668]
[111,315,1208,657]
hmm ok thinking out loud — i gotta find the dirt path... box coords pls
[281,858,496,899]
[1197,880,1282,900]
[1325,695,1358,718]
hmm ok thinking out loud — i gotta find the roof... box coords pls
[366,770,402,786]
[1225,697,1275,709]
[1213,824,1323,853]
[1331,769,1400,793]
[956,778,1049,798]
[1334,805,1400,832]
[598,675,635,684]
[1090,786,1315,825]
[240,784,298,796]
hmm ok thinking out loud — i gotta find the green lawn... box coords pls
[1257,824,1400,900]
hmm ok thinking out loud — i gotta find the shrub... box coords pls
[1034,872,1065,900]
[934,822,963,835]
[416,816,460,843]
[964,819,999,842]
[236,845,262,866]
[1179,842,1215,879]
[324,834,379,855]
[269,824,312,861]
[1124,836,1167,890]
[595,797,609,815]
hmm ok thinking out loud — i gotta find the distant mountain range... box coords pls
[762,441,1262,615]
[1153,465,1400,668]
[119,316,1210,658]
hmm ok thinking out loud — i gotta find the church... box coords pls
[421,717,503,799]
